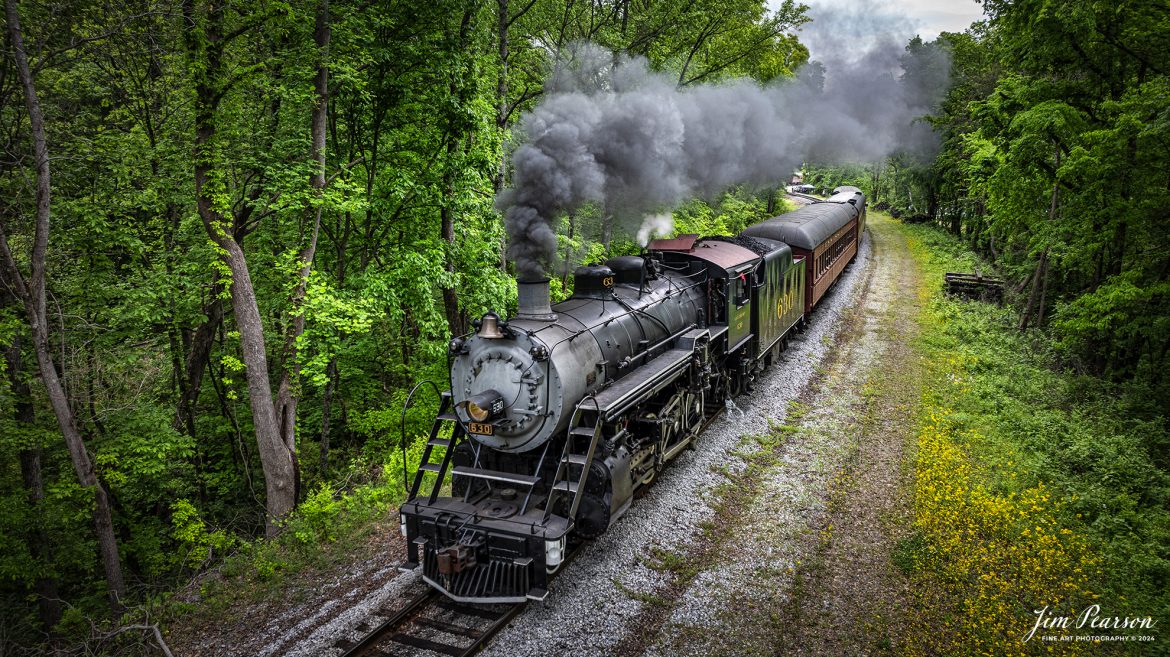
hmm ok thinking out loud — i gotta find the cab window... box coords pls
[733,274,749,307]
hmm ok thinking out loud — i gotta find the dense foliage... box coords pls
[814,2,1170,402]
[899,222,1168,655]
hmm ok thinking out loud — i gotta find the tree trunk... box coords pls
[18,447,63,633]
[1019,248,1048,331]
[189,1,294,536]
[275,0,329,494]
[1036,254,1051,327]
[319,357,337,474]
[174,289,224,507]
[561,210,576,290]
[220,241,294,533]
[494,0,509,194]
[495,0,510,272]
[926,183,940,224]
[176,289,224,438]
[1110,220,1127,276]
[1112,129,1138,277]
[601,211,613,252]
[1020,145,1061,331]
[440,182,463,336]
[2,0,126,615]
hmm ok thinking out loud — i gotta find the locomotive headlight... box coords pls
[463,390,505,423]
[467,401,491,422]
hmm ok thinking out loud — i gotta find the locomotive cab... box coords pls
[649,234,760,353]
[729,235,804,366]
[649,235,762,398]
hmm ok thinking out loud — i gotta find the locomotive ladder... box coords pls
[409,392,466,504]
[543,399,603,524]
[412,393,545,503]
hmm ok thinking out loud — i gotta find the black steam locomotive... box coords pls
[398,187,866,603]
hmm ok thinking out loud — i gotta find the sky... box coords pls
[884,0,988,38]
[775,0,987,56]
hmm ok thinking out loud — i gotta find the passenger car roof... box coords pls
[740,200,858,251]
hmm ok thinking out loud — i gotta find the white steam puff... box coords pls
[497,40,948,278]
[636,213,675,247]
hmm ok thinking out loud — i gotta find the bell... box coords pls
[477,311,505,339]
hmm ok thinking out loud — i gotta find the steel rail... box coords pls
[335,588,519,657]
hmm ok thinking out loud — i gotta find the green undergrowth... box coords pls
[161,437,439,632]
[898,219,1169,655]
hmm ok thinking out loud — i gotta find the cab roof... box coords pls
[650,234,759,271]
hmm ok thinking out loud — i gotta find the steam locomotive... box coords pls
[398,187,866,603]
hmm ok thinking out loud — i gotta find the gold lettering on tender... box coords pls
[776,285,798,320]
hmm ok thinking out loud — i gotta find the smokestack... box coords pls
[516,278,557,321]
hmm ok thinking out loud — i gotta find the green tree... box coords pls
[0,0,126,615]
[926,0,1170,389]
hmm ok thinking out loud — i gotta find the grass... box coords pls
[895,219,1169,656]
[642,546,701,579]
[613,578,671,607]
[892,531,926,575]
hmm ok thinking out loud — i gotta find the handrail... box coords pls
[400,380,443,492]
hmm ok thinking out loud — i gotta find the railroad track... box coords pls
[335,540,587,657]
[334,589,521,657]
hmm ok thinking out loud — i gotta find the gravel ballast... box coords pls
[480,232,874,657]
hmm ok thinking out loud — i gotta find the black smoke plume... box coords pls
[497,39,949,279]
